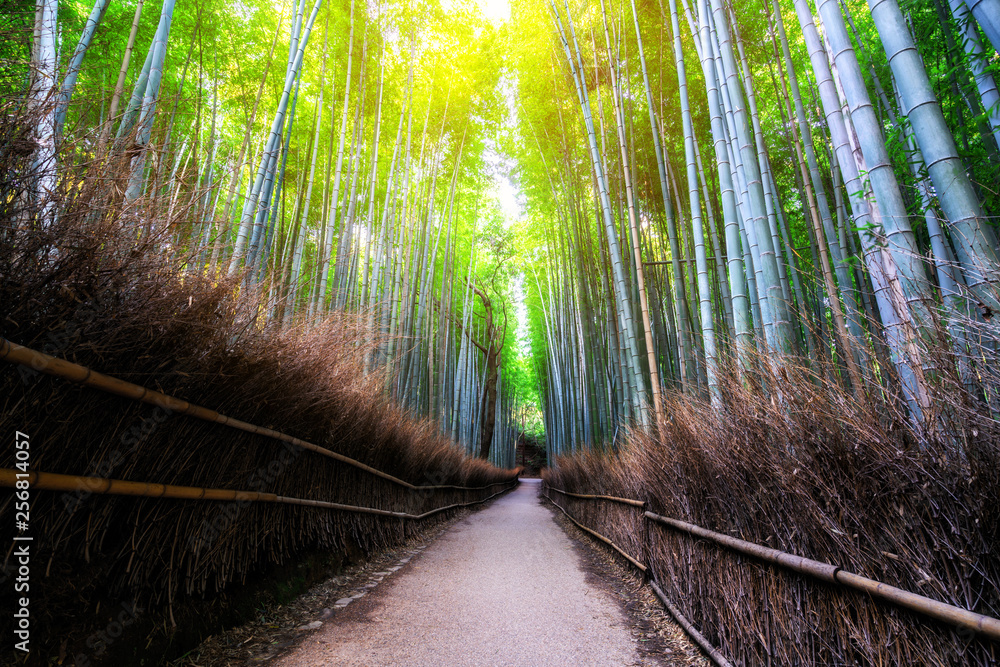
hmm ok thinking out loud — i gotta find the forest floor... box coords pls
[261,478,704,666]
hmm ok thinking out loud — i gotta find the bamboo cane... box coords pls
[0,469,517,520]
[542,484,1000,643]
[544,493,647,573]
[545,487,732,665]
[644,511,1000,641]
[547,486,646,508]
[650,580,734,667]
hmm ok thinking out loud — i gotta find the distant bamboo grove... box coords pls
[11,0,1000,461]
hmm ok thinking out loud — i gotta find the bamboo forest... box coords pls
[2,0,1000,662]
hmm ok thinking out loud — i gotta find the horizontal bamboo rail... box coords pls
[0,469,517,520]
[0,338,516,492]
[544,489,725,663]
[644,511,1000,642]
[543,493,647,573]
[650,580,733,667]
[547,486,646,507]
[645,512,838,583]
[544,482,1000,656]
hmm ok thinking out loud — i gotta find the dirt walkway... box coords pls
[276,478,664,666]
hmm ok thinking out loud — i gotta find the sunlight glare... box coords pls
[478,0,510,24]
[442,0,510,24]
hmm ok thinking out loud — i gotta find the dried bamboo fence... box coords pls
[0,338,518,520]
[0,337,516,498]
[0,469,515,520]
[542,483,1000,666]
[0,335,518,656]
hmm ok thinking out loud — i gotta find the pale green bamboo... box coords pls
[772,0,865,371]
[385,33,416,370]
[815,0,936,333]
[317,0,355,308]
[54,0,110,137]
[707,0,794,353]
[551,0,647,421]
[124,0,177,203]
[868,0,1000,312]
[600,0,660,424]
[631,0,694,392]
[670,0,719,401]
[711,19,772,347]
[229,0,320,272]
[697,0,752,370]
[692,137,734,337]
[963,0,1000,52]
[99,0,144,148]
[948,0,1000,146]
[286,83,324,324]
[804,0,932,416]
[31,0,58,228]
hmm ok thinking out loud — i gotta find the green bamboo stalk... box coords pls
[696,0,752,371]
[868,0,1000,312]
[669,0,719,401]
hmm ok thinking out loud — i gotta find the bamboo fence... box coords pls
[544,484,1000,665]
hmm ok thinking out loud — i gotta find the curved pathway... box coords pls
[277,478,653,666]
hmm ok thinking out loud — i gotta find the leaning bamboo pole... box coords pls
[550,0,647,421]
[669,0,720,402]
[868,0,1000,312]
[694,0,752,374]
[0,469,517,520]
[649,581,734,667]
[599,0,663,426]
[0,338,515,491]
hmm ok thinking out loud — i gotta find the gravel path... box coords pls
[276,478,656,666]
